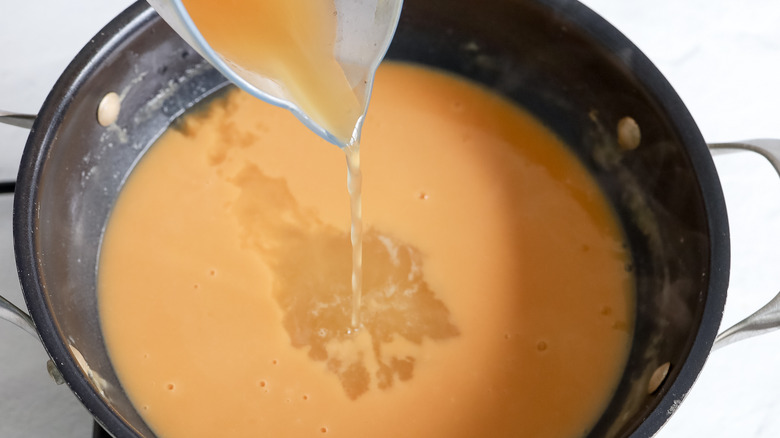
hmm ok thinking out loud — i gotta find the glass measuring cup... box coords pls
[145,0,403,147]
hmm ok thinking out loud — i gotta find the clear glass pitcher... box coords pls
[145,0,403,147]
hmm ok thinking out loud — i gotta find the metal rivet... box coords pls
[46,359,65,385]
[647,362,670,394]
[97,92,121,127]
[617,116,641,150]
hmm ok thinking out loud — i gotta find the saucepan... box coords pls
[2,0,780,436]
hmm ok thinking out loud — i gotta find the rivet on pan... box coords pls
[46,359,65,385]
[647,362,671,394]
[617,116,641,150]
[97,91,121,127]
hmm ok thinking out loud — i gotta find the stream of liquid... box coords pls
[182,0,366,328]
[345,144,364,327]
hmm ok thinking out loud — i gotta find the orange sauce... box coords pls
[98,63,634,438]
[181,0,361,144]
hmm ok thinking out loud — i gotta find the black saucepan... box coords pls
[6,0,739,436]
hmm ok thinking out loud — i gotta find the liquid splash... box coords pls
[229,164,459,399]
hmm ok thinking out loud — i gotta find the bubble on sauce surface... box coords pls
[228,164,459,399]
[612,321,629,332]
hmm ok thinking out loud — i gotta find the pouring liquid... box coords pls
[181,0,363,143]
[345,144,363,327]
[182,0,366,327]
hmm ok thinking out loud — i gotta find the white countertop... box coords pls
[2,0,780,436]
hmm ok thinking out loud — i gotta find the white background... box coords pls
[2,0,780,436]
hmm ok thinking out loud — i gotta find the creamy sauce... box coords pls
[99,63,634,438]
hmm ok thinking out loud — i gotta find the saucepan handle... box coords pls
[0,111,64,384]
[0,110,36,129]
[0,284,64,385]
[709,139,780,350]
[0,112,37,338]
[0,295,64,384]
[0,295,37,338]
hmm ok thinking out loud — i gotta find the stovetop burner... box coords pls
[93,423,112,438]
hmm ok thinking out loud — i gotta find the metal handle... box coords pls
[0,295,65,385]
[0,295,64,384]
[0,111,38,339]
[709,139,780,350]
[0,114,64,383]
[0,295,37,338]
[0,111,36,129]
